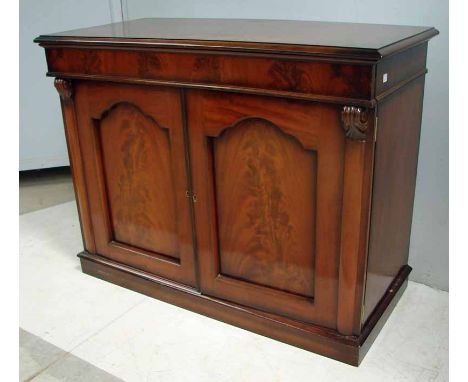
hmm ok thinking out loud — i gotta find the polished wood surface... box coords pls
[215,119,317,298]
[375,43,428,96]
[337,108,375,335]
[36,19,437,365]
[98,102,178,257]
[187,91,344,326]
[43,47,373,100]
[363,76,426,324]
[73,82,197,286]
[35,18,437,60]
[55,79,96,253]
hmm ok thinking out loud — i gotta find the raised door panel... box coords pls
[99,103,179,258]
[74,82,197,287]
[215,119,317,298]
[187,90,345,327]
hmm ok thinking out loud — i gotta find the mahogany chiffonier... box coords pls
[35,18,438,365]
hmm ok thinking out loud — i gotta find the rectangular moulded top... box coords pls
[35,18,439,61]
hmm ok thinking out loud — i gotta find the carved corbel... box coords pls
[341,106,369,141]
[54,78,73,102]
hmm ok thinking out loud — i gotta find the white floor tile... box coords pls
[69,282,448,382]
[20,202,145,351]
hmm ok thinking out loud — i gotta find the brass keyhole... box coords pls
[185,190,197,203]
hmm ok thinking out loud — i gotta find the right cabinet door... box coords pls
[187,90,345,327]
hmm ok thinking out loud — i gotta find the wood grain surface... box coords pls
[97,102,178,258]
[187,90,344,326]
[214,118,317,298]
[73,82,198,287]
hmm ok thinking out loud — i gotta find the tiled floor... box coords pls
[19,167,75,215]
[20,329,123,382]
[19,168,449,381]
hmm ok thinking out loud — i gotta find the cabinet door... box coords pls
[187,91,344,327]
[74,82,197,287]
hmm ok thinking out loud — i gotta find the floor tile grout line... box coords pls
[68,298,146,352]
[23,298,145,381]
[22,351,65,382]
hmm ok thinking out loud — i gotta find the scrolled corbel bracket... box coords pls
[341,106,369,141]
[54,78,73,102]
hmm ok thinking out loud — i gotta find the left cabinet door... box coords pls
[73,82,197,288]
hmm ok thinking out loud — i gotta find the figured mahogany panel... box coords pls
[96,103,178,258]
[45,48,373,99]
[214,119,316,297]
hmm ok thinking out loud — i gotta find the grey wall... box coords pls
[19,0,122,170]
[123,0,449,290]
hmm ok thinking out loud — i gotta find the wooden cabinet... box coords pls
[36,18,438,365]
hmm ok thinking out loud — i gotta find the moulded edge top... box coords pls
[34,18,439,62]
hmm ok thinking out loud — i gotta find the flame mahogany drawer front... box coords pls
[35,18,438,365]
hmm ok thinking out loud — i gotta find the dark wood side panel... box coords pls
[363,76,426,323]
[45,48,373,99]
[375,43,428,97]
